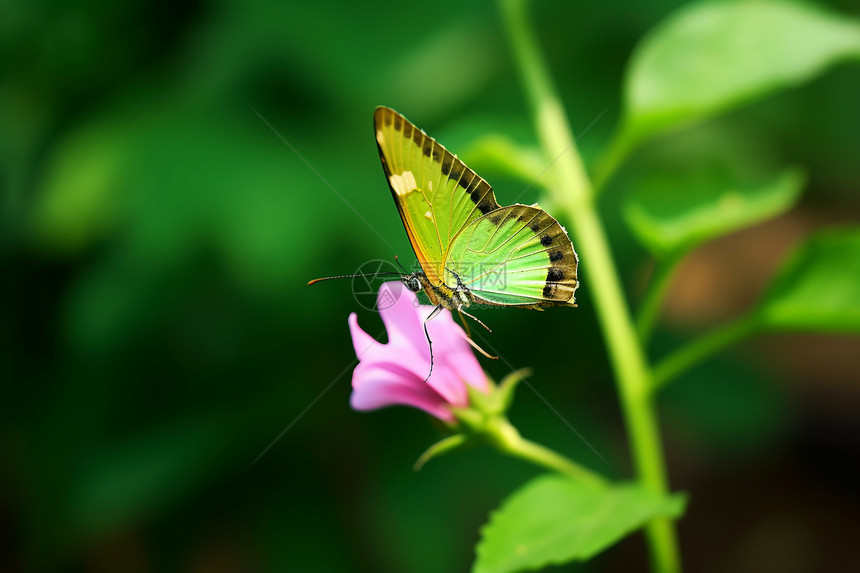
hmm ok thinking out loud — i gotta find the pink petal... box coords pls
[354,328,432,383]
[422,309,489,403]
[350,363,453,421]
[348,313,379,358]
[377,283,430,360]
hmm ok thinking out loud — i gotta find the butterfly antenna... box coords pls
[394,255,409,273]
[308,272,402,286]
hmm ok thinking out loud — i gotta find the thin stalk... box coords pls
[488,418,606,486]
[637,253,684,344]
[652,315,759,392]
[499,1,680,571]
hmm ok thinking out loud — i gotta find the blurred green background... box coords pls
[2,0,859,571]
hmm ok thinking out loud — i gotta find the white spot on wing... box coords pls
[389,171,417,196]
[424,210,434,221]
[376,130,385,145]
[428,180,433,191]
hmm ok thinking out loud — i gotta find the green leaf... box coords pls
[473,475,686,573]
[623,167,804,257]
[623,0,860,143]
[757,227,860,332]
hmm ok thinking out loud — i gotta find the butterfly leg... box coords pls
[457,305,492,333]
[422,304,444,382]
[456,306,498,360]
[457,310,473,338]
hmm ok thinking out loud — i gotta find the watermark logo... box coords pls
[351,259,402,311]
[440,262,507,291]
[474,263,506,290]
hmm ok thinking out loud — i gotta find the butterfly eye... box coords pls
[408,277,422,293]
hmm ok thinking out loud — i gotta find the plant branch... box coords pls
[487,418,606,486]
[637,253,684,344]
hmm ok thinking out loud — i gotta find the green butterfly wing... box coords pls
[375,106,578,308]
[446,204,579,307]
[374,106,499,284]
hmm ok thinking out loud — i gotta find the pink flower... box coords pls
[348,282,489,422]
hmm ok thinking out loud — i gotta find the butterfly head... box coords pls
[401,273,423,294]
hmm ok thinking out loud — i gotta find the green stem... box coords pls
[499,1,680,571]
[652,315,759,392]
[637,253,684,345]
[488,418,606,486]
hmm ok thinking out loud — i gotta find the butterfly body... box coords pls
[409,265,553,313]
[375,106,579,311]
[413,271,469,311]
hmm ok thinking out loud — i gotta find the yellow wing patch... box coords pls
[388,171,417,197]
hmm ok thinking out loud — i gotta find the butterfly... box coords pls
[312,107,579,368]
